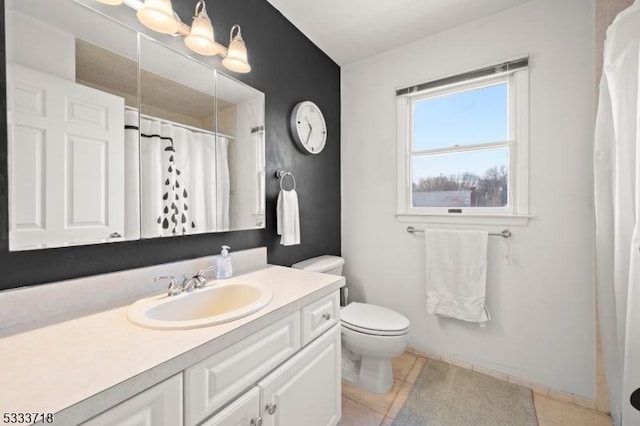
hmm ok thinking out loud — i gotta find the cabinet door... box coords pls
[81,374,182,426]
[201,387,261,426]
[259,324,341,426]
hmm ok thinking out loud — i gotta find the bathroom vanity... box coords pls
[0,264,343,426]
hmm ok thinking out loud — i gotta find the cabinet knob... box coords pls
[265,403,277,415]
[322,312,331,320]
[250,417,263,426]
[109,232,123,239]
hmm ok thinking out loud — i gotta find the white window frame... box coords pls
[395,67,531,226]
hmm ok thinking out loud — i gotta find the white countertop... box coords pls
[0,265,344,424]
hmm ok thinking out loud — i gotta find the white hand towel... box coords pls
[424,229,490,324]
[277,189,300,246]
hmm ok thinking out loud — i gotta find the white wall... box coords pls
[341,0,596,398]
[6,11,75,80]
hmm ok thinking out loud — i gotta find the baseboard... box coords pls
[407,346,608,414]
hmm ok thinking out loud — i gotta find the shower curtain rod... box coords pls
[406,226,511,239]
[125,106,235,140]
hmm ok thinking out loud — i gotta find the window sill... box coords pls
[394,213,533,226]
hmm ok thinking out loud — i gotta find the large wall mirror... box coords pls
[5,0,266,251]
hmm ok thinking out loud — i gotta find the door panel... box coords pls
[10,125,45,231]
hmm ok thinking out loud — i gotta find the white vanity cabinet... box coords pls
[203,324,341,426]
[75,289,341,426]
[80,374,183,426]
[0,263,346,426]
[188,292,341,426]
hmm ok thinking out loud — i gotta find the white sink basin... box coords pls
[128,282,273,330]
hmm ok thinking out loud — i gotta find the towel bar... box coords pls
[406,226,511,239]
[276,169,296,191]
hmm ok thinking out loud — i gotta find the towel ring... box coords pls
[276,169,296,191]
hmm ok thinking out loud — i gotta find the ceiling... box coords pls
[266,0,532,65]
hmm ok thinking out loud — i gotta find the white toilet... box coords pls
[292,255,410,393]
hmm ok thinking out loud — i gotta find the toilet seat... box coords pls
[341,302,409,337]
[341,322,408,336]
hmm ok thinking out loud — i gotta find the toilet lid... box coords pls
[341,303,410,335]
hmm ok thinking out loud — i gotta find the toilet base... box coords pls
[341,350,394,394]
[356,357,395,393]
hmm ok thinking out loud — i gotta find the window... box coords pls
[396,59,529,224]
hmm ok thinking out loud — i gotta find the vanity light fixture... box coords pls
[97,0,251,73]
[136,0,181,34]
[222,25,251,73]
[184,1,219,56]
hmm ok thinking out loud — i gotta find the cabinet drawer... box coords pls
[185,312,301,426]
[81,374,182,426]
[302,291,339,345]
[201,387,260,426]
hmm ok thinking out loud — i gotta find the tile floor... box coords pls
[338,352,613,426]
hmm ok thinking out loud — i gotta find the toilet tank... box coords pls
[291,255,345,276]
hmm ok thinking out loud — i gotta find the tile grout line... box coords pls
[384,379,403,418]
[386,356,419,418]
[340,378,412,420]
[341,392,388,424]
[387,361,419,418]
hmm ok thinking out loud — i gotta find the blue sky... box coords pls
[412,83,508,180]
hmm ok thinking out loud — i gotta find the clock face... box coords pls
[290,101,327,154]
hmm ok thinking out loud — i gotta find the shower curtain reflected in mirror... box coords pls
[130,116,230,238]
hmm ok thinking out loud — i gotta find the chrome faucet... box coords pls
[195,265,216,288]
[180,265,217,293]
[181,274,200,293]
[155,266,216,297]
[154,276,181,297]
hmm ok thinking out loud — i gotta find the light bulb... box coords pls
[184,1,219,56]
[137,0,180,34]
[222,25,251,73]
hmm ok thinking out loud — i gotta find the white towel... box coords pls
[277,189,300,246]
[424,229,490,324]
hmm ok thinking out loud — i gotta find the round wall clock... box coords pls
[290,101,327,154]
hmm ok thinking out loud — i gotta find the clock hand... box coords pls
[304,116,314,144]
[306,126,313,145]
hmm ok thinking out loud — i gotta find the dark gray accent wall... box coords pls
[0,0,341,291]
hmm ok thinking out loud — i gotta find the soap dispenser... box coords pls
[216,245,233,279]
